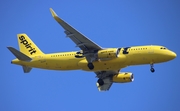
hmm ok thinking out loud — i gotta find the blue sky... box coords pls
[1,0,180,111]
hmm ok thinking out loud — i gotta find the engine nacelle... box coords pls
[112,72,134,83]
[97,48,120,59]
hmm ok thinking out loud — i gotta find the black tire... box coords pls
[97,79,104,86]
[150,68,155,73]
[87,63,94,70]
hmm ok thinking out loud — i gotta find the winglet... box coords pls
[50,8,58,17]
[50,8,64,23]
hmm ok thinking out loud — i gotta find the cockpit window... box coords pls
[160,47,167,50]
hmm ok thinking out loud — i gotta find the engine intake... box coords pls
[112,72,134,83]
[97,48,120,59]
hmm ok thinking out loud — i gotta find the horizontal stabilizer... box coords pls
[7,47,32,61]
[22,66,32,73]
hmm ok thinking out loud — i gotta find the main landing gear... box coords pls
[97,79,104,86]
[150,63,155,73]
[87,62,94,70]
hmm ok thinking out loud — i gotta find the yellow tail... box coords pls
[17,33,44,56]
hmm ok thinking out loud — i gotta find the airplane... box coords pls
[7,8,177,91]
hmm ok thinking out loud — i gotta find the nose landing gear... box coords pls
[150,63,155,73]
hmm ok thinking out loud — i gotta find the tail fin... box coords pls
[17,33,44,56]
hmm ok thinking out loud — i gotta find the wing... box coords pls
[95,70,120,91]
[96,77,113,91]
[50,8,102,52]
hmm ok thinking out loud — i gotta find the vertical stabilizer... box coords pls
[17,34,44,56]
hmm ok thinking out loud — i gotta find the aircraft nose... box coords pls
[169,51,177,59]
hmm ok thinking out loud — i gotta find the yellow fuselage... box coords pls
[12,45,176,71]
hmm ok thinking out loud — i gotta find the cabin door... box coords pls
[149,47,154,54]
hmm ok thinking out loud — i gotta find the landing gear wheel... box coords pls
[97,79,104,86]
[87,63,94,70]
[150,63,155,73]
[150,68,155,73]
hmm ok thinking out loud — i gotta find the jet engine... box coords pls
[112,72,134,83]
[97,48,121,59]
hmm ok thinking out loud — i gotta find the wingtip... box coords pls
[50,8,58,17]
[49,8,63,23]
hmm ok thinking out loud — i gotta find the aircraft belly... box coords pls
[78,59,126,71]
[126,53,162,65]
[44,58,83,70]
[64,59,81,70]
[21,57,81,70]
[125,54,146,65]
[19,59,46,69]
